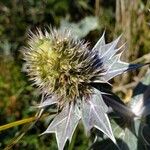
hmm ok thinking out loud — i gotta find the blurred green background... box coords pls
[0,0,150,149]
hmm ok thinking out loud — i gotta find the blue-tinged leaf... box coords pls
[102,56,146,81]
[92,33,149,82]
[92,33,123,60]
[100,36,122,60]
[91,118,150,150]
[92,32,105,53]
[81,88,116,143]
[42,102,81,150]
[101,54,129,81]
[103,95,135,118]
[90,120,138,150]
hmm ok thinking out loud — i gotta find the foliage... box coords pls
[0,0,150,150]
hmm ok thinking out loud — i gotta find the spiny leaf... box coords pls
[93,33,148,82]
[100,35,122,60]
[90,120,138,150]
[42,102,81,150]
[92,119,150,150]
[81,88,116,143]
[92,33,123,61]
[102,53,146,82]
[92,31,105,52]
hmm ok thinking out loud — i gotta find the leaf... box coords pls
[92,118,150,150]
[91,120,138,150]
[92,33,124,64]
[111,120,138,150]
[92,33,148,81]
[99,35,123,60]
[42,102,81,150]
[103,94,135,118]
[81,88,116,143]
[92,31,106,52]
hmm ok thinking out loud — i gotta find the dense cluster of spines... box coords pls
[22,29,104,105]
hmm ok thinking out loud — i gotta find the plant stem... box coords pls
[69,127,78,150]
[0,113,50,132]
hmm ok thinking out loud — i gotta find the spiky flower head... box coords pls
[22,28,141,150]
[23,29,103,105]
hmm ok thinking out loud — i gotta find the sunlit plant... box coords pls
[22,28,144,150]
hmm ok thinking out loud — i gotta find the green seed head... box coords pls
[22,28,104,105]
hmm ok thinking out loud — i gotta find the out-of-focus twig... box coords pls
[95,0,100,16]
[131,53,150,64]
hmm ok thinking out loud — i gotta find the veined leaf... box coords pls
[93,33,148,81]
[91,118,150,150]
[42,102,81,150]
[92,32,122,61]
[81,89,116,143]
[92,32,106,52]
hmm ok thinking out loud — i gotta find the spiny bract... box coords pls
[22,28,140,150]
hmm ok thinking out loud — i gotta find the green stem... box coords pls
[69,127,78,150]
[0,113,49,132]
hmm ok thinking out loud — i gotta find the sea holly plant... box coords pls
[22,28,146,150]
